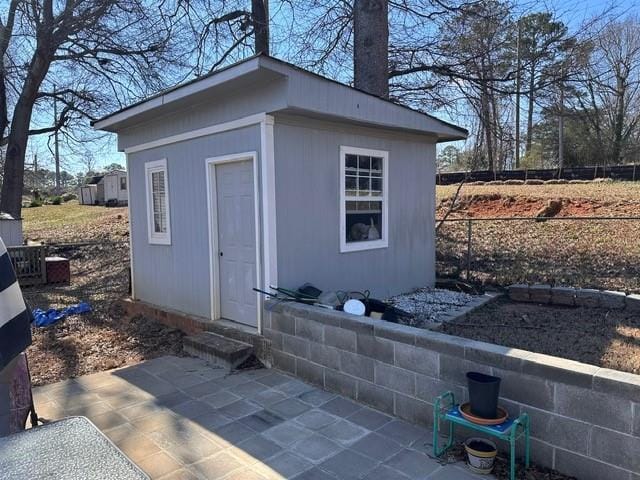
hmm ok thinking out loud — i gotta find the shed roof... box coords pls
[93,55,467,142]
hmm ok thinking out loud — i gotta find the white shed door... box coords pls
[215,160,257,327]
[105,176,117,201]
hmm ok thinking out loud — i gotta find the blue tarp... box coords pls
[32,302,92,327]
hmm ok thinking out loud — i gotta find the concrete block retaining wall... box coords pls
[263,300,640,480]
[509,284,640,311]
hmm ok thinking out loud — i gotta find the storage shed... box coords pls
[100,170,128,206]
[78,175,103,205]
[94,55,466,330]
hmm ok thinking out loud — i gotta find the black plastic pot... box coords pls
[467,372,501,419]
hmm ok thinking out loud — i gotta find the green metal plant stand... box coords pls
[433,391,530,480]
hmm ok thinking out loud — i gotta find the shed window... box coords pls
[145,159,171,245]
[120,176,127,191]
[340,146,388,252]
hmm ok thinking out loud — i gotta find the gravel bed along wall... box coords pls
[263,300,640,480]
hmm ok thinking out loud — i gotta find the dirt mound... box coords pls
[438,193,640,218]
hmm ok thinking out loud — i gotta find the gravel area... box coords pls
[388,287,476,327]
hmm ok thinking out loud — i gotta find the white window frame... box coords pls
[120,176,127,191]
[145,159,171,245]
[340,146,389,253]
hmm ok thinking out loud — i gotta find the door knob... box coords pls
[219,251,223,257]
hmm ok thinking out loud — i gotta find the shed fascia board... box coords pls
[93,57,265,131]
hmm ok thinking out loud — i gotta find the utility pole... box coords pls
[53,85,61,195]
[558,75,564,171]
[515,19,522,169]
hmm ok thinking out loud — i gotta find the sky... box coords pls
[25,0,638,175]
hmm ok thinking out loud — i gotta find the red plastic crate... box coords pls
[45,256,70,284]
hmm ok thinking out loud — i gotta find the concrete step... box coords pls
[183,332,253,370]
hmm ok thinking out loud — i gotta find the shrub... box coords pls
[50,196,62,205]
[62,193,76,202]
[29,199,43,208]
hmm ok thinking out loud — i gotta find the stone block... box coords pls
[272,350,295,374]
[521,352,598,389]
[374,363,415,395]
[339,350,375,382]
[508,284,530,302]
[414,330,470,357]
[394,343,439,376]
[626,294,640,312]
[295,358,324,386]
[309,343,340,370]
[357,380,394,415]
[324,369,357,399]
[635,403,640,436]
[295,318,324,342]
[493,368,554,410]
[464,341,527,372]
[263,328,283,351]
[601,290,627,309]
[393,393,433,427]
[526,407,590,454]
[555,383,633,433]
[528,284,551,304]
[340,315,374,335]
[555,449,633,480]
[590,426,640,472]
[575,288,601,308]
[374,323,416,345]
[271,313,295,335]
[593,368,640,403]
[283,334,310,359]
[439,355,491,386]
[324,325,356,352]
[550,286,577,306]
[414,374,464,404]
[357,335,394,364]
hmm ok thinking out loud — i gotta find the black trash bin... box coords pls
[466,371,501,419]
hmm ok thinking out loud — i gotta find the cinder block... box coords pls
[634,403,640,436]
[393,393,433,427]
[521,351,598,389]
[528,284,551,304]
[272,350,295,374]
[324,325,356,352]
[357,335,394,364]
[271,313,295,335]
[508,284,530,302]
[339,350,374,382]
[555,449,633,480]
[550,286,577,306]
[601,290,626,310]
[340,315,374,335]
[414,331,470,357]
[464,341,526,372]
[296,358,324,387]
[494,368,554,410]
[309,343,340,370]
[394,343,439,376]
[374,362,415,395]
[575,289,601,308]
[555,383,633,433]
[626,294,640,312]
[283,335,310,359]
[295,318,324,342]
[324,369,357,399]
[263,328,283,351]
[356,380,394,415]
[593,368,640,403]
[374,323,416,345]
[590,425,640,472]
[438,355,491,386]
[526,408,590,454]
[415,374,464,404]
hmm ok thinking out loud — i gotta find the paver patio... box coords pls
[32,355,494,480]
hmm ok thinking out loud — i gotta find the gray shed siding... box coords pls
[127,125,261,318]
[273,116,436,298]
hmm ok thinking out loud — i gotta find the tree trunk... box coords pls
[611,75,626,165]
[353,0,389,98]
[525,69,535,155]
[252,0,269,55]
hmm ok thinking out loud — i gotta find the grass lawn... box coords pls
[22,201,129,243]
